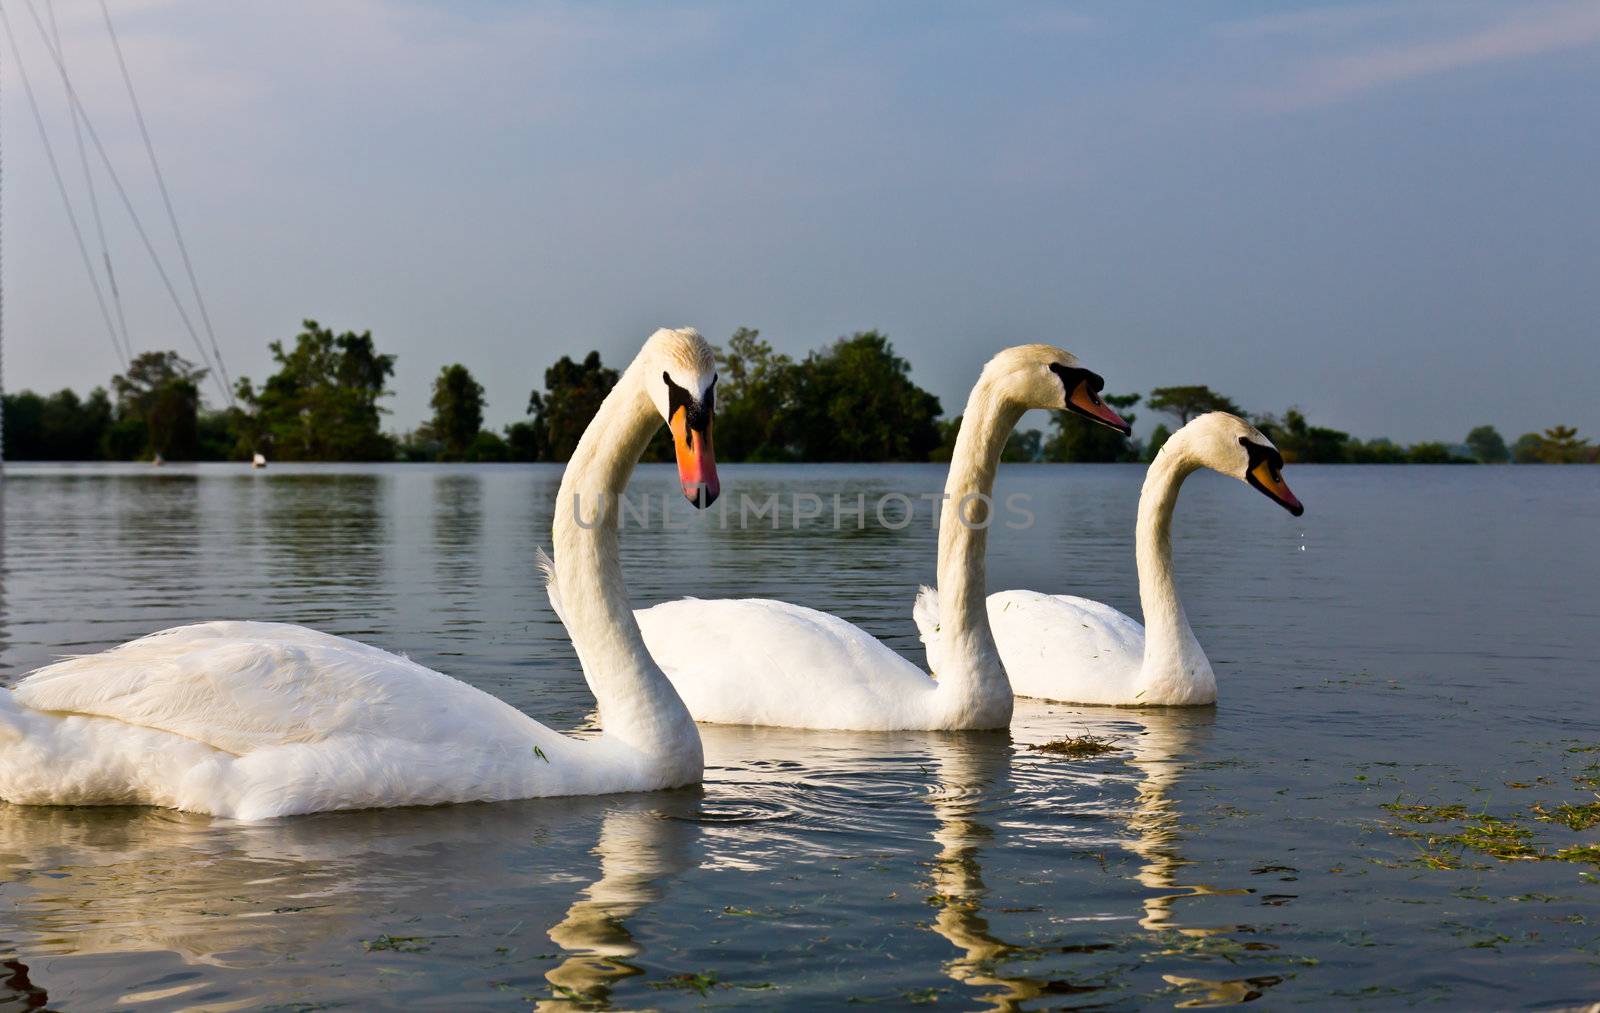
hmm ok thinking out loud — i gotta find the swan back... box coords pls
[13,622,544,755]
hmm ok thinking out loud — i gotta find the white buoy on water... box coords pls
[252,453,267,469]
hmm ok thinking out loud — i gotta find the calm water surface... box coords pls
[0,462,1596,1009]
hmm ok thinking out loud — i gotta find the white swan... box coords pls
[0,327,721,819]
[611,345,1131,731]
[917,412,1303,707]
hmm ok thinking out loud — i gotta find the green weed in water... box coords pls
[1382,793,1600,869]
[1553,845,1600,865]
[1030,735,1119,759]
[1531,800,1600,831]
[651,972,721,996]
[1382,802,1470,824]
[362,934,432,953]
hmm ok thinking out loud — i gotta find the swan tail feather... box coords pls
[537,547,568,626]
[913,585,941,646]
[0,691,25,744]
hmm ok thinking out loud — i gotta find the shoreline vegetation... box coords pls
[2,321,1593,466]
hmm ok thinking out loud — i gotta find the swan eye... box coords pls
[664,372,713,434]
[1239,437,1303,516]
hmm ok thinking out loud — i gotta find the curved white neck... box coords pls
[931,376,1019,724]
[1133,443,1213,700]
[552,364,700,769]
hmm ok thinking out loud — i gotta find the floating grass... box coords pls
[651,972,720,996]
[1029,734,1120,759]
[1553,845,1600,865]
[1531,800,1600,831]
[1380,793,1600,869]
[362,934,432,953]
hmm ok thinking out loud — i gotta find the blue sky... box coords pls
[5,0,1597,442]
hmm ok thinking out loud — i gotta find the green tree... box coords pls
[1144,422,1172,462]
[1004,428,1043,463]
[1,387,114,459]
[1464,425,1509,464]
[527,350,620,462]
[46,388,113,459]
[196,409,240,460]
[430,364,486,460]
[1255,408,1350,463]
[1511,433,1542,464]
[112,351,208,460]
[1541,425,1590,463]
[1147,385,1242,426]
[1346,438,1407,464]
[466,430,509,462]
[1,391,45,459]
[396,427,443,462]
[789,331,942,462]
[1406,441,1471,464]
[930,415,961,463]
[503,420,540,462]
[1513,425,1592,464]
[235,320,397,461]
[714,327,798,461]
[1044,393,1141,463]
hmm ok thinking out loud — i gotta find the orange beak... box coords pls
[1248,459,1304,516]
[670,406,719,508]
[1068,380,1132,435]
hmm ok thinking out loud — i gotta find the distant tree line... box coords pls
[3,321,1595,465]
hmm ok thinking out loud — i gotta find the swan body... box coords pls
[628,598,972,730]
[0,624,642,819]
[621,344,1130,730]
[916,412,1303,707]
[0,328,721,819]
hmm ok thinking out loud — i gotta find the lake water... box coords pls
[0,461,1596,1009]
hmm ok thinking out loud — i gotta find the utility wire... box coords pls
[0,0,128,370]
[46,0,132,363]
[99,0,232,405]
[17,0,230,404]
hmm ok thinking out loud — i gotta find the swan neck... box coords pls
[932,376,1021,720]
[1134,443,1201,681]
[552,364,699,764]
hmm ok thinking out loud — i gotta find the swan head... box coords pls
[985,344,1132,434]
[1178,412,1304,517]
[642,327,720,508]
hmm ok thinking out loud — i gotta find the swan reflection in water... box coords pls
[917,702,1274,1010]
[697,701,1271,1010]
[1007,701,1278,1009]
[537,805,697,1009]
[0,703,1270,1009]
[0,792,700,1010]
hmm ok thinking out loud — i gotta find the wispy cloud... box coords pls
[1241,0,1600,110]
[1217,3,1405,43]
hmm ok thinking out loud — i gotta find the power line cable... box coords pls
[16,0,230,403]
[46,0,131,363]
[98,0,232,404]
[0,0,128,370]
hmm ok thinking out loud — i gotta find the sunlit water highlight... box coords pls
[0,462,1596,1008]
